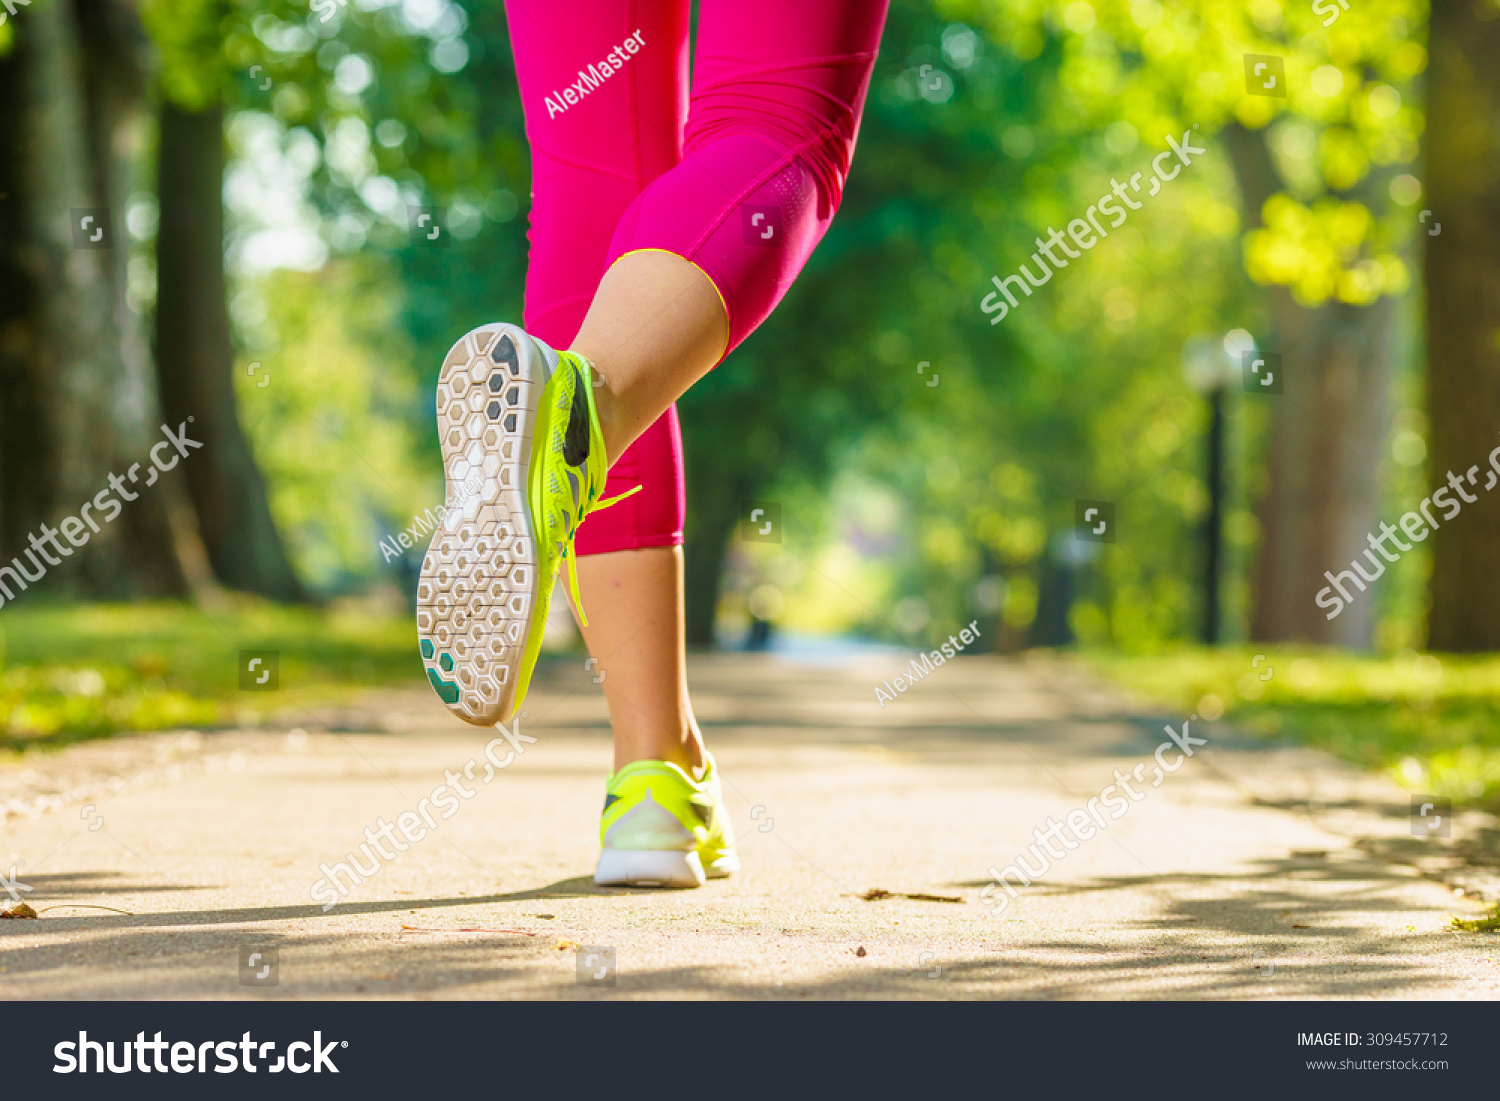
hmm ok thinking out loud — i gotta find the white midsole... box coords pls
[594,848,707,888]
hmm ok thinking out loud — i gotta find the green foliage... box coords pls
[802,0,1430,651]
[1090,647,1500,807]
[777,2,1255,649]
[141,0,232,109]
[231,261,434,588]
[948,0,1428,300]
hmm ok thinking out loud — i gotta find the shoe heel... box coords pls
[594,848,706,889]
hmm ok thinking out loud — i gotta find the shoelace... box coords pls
[549,350,640,627]
[560,483,641,627]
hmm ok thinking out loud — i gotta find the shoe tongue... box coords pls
[530,334,560,380]
[562,364,592,467]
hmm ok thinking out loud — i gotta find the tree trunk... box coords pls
[683,478,740,646]
[1248,291,1396,644]
[1424,0,1500,651]
[1225,124,1398,645]
[0,42,50,562]
[76,0,191,598]
[0,0,186,598]
[155,99,305,601]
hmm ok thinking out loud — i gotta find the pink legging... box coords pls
[505,0,887,554]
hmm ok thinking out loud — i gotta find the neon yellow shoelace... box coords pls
[561,484,642,627]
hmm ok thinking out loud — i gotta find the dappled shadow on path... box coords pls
[1,849,1477,999]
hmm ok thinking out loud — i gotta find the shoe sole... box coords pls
[416,323,551,726]
[595,848,707,889]
[704,851,740,878]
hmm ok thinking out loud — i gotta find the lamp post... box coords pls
[1182,334,1242,645]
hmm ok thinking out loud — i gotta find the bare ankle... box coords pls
[613,728,707,776]
[575,360,626,463]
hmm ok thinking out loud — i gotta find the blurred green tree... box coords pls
[0,0,189,600]
[143,0,305,600]
[947,0,1426,646]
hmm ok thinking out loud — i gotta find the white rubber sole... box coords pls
[704,851,741,879]
[416,323,553,726]
[594,848,707,889]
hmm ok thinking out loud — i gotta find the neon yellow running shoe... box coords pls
[417,323,635,726]
[595,753,739,888]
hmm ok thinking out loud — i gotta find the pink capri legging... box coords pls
[504,0,887,554]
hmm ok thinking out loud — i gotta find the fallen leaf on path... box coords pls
[399,925,537,936]
[0,902,38,919]
[858,888,964,904]
[855,946,867,957]
[1452,911,1500,933]
[554,938,581,951]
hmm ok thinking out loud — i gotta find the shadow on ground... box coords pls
[3,855,1479,999]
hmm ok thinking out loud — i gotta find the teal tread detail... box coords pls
[426,667,460,705]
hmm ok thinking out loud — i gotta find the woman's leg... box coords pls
[502,0,887,769]
[575,373,704,774]
[504,0,705,769]
[568,0,888,769]
[574,547,701,773]
[574,251,728,464]
[572,0,890,462]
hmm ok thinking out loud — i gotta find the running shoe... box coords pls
[595,753,739,888]
[416,323,635,726]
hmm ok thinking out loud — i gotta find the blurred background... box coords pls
[3,0,1498,803]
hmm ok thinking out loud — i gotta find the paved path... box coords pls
[2,654,1496,999]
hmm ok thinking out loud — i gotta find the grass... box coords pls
[1085,647,1500,810]
[10,606,1500,817]
[0,602,424,750]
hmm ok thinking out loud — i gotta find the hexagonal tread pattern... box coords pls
[416,323,548,725]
